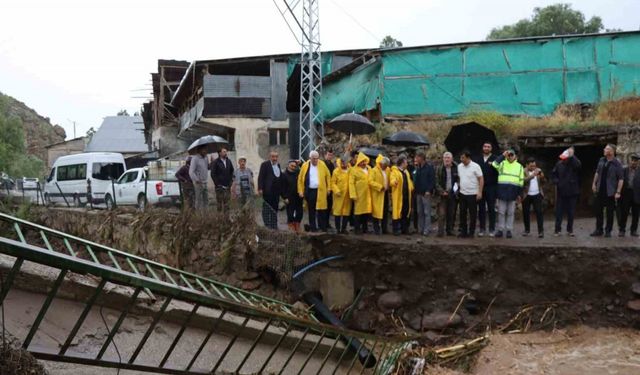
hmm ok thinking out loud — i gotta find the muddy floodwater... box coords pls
[430,326,640,375]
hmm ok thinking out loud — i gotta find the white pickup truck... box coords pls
[104,167,180,209]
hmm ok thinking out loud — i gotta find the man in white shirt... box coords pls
[457,150,484,237]
[522,157,545,238]
[298,150,331,232]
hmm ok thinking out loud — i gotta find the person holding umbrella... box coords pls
[331,158,352,234]
[189,145,210,211]
[349,152,372,234]
[369,155,390,235]
[297,150,331,232]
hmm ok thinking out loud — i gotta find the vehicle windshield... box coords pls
[92,163,125,180]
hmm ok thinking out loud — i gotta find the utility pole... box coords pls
[298,0,323,160]
[274,0,323,160]
[67,119,77,139]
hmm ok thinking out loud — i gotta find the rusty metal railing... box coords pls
[0,212,411,374]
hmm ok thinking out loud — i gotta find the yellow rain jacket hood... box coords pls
[331,158,352,216]
[368,154,389,219]
[349,153,372,215]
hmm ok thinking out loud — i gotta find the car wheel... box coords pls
[105,195,114,210]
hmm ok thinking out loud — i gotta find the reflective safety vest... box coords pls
[493,159,524,187]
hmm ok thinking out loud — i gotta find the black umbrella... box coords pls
[382,131,430,147]
[327,113,376,135]
[187,135,229,155]
[444,122,499,157]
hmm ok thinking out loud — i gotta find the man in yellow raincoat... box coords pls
[390,156,414,235]
[369,155,390,235]
[297,150,331,232]
[331,158,352,234]
[349,152,372,234]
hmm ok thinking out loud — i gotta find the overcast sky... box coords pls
[0,0,638,139]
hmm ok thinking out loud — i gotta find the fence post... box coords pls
[55,182,70,207]
[87,179,93,210]
[143,168,148,211]
[111,179,117,209]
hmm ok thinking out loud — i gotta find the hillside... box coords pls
[0,92,66,162]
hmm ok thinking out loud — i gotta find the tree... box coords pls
[487,3,605,40]
[380,35,403,48]
[117,109,130,116]
[0,96,44,178]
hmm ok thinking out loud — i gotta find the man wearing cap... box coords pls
[298,150,331,232]
[591,144,624,238]
[551,147,581,236]
[618,153,640,237]
[492,148,524,238]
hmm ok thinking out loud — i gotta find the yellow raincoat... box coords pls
[297,159,331,210]
[349,153,372,215]
[330,159,352,216]
[368,154,389,220]
[390,165,414,220]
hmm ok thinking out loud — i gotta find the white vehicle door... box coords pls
[116,171,136,204]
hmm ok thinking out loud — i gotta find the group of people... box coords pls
[176,145,255,211]
[176,141,640,239]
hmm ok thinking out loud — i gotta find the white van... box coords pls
[44,153,126,206]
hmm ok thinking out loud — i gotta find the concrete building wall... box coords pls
[46,137,87,168]
[152,125,190,157]
[201,118,290,182]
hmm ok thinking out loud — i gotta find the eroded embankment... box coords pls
[19,207,640,339]
[309,234,640,336]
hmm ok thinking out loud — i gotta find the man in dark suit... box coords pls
[473,142,498,237]
[258,150,282,229]
[210,147,234,213]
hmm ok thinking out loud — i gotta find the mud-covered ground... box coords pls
[419,326,640,375]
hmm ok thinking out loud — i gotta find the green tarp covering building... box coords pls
[320,31,640,120]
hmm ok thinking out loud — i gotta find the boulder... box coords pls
[421,312,462,330]
[632,282,640,296]
[377,291,403,313]
[627,300,640,311]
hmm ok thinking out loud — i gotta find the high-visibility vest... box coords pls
[493,160,524,187]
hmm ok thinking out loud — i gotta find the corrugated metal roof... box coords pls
[85,116,148,153]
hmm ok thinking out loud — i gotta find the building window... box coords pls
[269,129,288,146]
